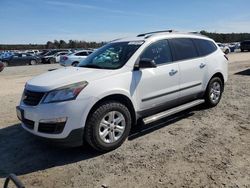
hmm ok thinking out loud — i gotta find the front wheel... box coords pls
[30,60,37,65]
[225,49,230,54]
[204,77,223,107]
[49,58,56,64]
[85,101,132,152]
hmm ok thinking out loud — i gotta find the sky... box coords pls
[1,0,250,44]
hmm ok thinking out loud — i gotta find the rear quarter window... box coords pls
[193,39,217,56]
[169,38,198,61]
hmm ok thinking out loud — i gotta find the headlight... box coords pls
[42,81,88,103]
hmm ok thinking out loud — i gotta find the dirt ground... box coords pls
[0,53,249,188]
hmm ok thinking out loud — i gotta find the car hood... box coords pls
[26,67,116,92]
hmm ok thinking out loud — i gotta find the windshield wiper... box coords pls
[79,64,104,69]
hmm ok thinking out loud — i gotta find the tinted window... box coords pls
[193,39,217,56]
[76,52,88,56]
[169,38,198,61]
[140,40,172,65]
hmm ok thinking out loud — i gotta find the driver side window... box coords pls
[140,40,172,65]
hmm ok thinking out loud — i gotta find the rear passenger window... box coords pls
[140,40,172,65]
[193,39,217,56]
[76,52,88,56]
[169,38,198,61]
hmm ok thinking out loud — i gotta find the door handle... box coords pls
[169,69,178,76]
[200,63,206,68]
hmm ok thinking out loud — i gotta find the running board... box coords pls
[143,99,205,125]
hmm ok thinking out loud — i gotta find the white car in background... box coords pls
[54,51,70,63]
[25,50,40,55]
[42,50,70,64]
[217,43,230,54]
[60,50,93,66]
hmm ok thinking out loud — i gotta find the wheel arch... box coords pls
[85,94,137,128]
[207,72,225,92]
[72,61,79,66]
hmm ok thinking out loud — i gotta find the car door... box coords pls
[134,40,180,113]
[169,38,206,100]
[10,54,22,65]
[23,53,33,65]
[75,51,88,60]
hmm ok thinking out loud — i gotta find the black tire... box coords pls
[241,49,244,52]
[85,101,132,152]
[49,58,56,64]
[72,62,79,67]
[3,61,8,67]
[30,59,37,65]
[225,49,229,54]
[204,77,223,107]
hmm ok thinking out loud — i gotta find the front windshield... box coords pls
[78,41,143,69]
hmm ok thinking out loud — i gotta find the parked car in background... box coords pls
[1,53,41,66]
[25,50,39,55]
[37,49,51,56]
[217,43,230,54]
[0,52,14,61]
[0,61,4,72]
[240,40,250,52]
[41,50,71,64]
[54,51,70,63]
[17,31,228,151]
[60,50,93,66]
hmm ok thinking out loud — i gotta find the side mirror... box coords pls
[135,58,157,70]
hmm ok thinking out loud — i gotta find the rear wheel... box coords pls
[72,62,79,67]
[204,77,223,107]
[3,61,8,67]
[85,101,131,152]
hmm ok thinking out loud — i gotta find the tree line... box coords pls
[200,31,250,43]
[0,40,105,51]
[1,31,250,50]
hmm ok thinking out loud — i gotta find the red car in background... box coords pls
[0,61,4,72]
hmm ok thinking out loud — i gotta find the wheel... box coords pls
[241,49,244,52]
[225,49,229,54]
[204,77,223,107]
[72,62,79,67]
[30,60,37,65]
[3,61,8,67]
[49,58,56,64]
[85,101,132,152]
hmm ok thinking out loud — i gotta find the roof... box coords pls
[111,30,211,43]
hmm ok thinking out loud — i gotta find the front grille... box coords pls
[23,90,45,106]
[38,122,65,134]
[23,118,35,130]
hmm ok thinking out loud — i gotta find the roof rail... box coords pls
[137,30,175,37]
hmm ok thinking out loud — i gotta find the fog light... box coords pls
[39,117,67,124]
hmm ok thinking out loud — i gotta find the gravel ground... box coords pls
[0,54,249,188]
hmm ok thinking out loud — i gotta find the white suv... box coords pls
[17,31,228,151]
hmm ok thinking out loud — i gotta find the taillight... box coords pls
[224,55,229,61]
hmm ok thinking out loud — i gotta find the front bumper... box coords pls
[17,96,98,142]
